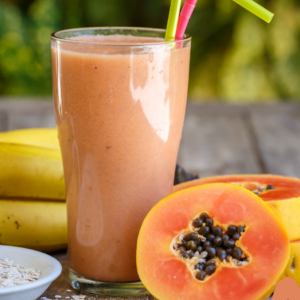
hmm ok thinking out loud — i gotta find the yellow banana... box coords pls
[0,200,67,252]
[0,142,65,200]
[0,128,60,149]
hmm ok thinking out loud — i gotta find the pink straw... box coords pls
[175,0,197,40]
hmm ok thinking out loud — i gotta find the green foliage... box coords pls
[0,0,299,101]
[0,0,60,95]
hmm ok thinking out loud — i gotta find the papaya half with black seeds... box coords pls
[173,174,300,285]
[137,183,290,300]
[173,174,300,241]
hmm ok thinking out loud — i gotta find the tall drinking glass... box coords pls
[51,28,191,296]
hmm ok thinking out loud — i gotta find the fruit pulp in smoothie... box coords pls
[51,35,190,282]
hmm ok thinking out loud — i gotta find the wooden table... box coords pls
[1,100,299,299]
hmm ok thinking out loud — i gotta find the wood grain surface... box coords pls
[41,252,154,300]
[0,99,298,299]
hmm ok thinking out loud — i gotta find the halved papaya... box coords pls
[137,183,290,300]
[173,174,300,241]
[173,175,300,287]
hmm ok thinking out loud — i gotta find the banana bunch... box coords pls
[0,128,67,252]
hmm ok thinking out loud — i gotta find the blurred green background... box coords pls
[0,0,299,102]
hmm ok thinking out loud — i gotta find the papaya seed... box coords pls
[192,218,203,228]
[226,248,233,256]
[212,226,222,236]
[186,241,197,251]
[203,241,212,249]
[196,270,206,281]
[196,246,203,253]
[206,259,216,266]
[195,263,205,271]
[181,240,187,247]
[184,232,198,241]
[237,226,245,233]
[204,259,216,269]
[195,237,202,246]
[199,226,210,237]
[178,246,186,252]
[232,233,241,241]
[291,257,295,270]
[206,234,215,242]
[205,264,216,275]
[206,246,216,258]
[228,225,237,236]
[187,250,195,258]
[213,236,222,247]
[200,213,208,222]
[217,249,227,261]
[232,247,243,260]
[181,251,189,259]
[222,234,230,242]
[266,184,275,190]
[215,247,222,254]
[224,239,235,248]
[206,218,213,228]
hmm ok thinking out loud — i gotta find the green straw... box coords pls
[165,0,182,41]
[233,0,274,23]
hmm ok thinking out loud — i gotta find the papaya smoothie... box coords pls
[51,28,191,284]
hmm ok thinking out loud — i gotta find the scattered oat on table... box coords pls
[0,258,41,288]
[72,295,86,300]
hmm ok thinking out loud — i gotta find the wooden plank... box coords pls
[41,253,154,300]
[250,109,300,178]
[7,110,56,130]
[177,108,263,177]
[0,98,53,113]
[0,99,55,131]
[0,111,8,132]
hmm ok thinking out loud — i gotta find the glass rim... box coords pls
[50,27,191,47]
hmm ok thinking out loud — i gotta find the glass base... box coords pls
[69,268,149,297]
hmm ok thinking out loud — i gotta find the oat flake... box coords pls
[0,258,41,288]
[72,295,86,300]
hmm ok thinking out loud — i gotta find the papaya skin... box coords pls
[137,183,290,300]
[268,198,300,241]
[285,241,300,286]
[174,175,300,241]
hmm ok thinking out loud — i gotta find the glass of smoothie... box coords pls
[51,27,191,296]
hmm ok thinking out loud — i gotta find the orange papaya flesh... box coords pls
[137,183,290,300]
[173,175,300,241]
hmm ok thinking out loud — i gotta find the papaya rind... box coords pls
[285,241,300,286]
[137,183,290,300]
[173,174,300,195]
[268,198,300,241]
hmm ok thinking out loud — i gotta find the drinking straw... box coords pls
[175,0,197,40]
[165,0,182,41]
[172,0,274,42]
[233,0,274,23]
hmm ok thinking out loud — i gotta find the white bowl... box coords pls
[0,245,62,300]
